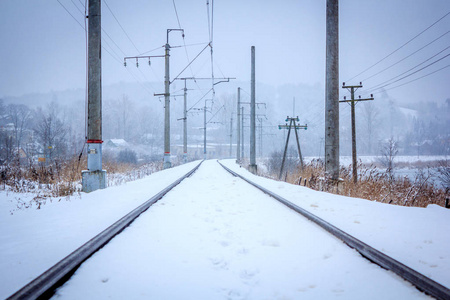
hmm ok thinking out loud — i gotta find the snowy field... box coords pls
[1,159,449,299]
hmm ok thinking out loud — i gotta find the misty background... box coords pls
[1,0,449,164]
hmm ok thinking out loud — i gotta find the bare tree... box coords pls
[34,103,68,162]
[437,160,450,190]
[380,138,398,182]
[7,104,32,158]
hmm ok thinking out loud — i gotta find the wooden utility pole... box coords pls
[82,0,106,193]
[325,0,340,181]
[278,117,307,180]
[340,82,374,183]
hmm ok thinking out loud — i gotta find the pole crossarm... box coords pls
[123,55,164,67]
[240,102,265,105]
[167,28,184,43]
[213,78,236,85]
[278,124,307,130]
[173,77,235,84]
[339,96,374,103]
[278,117,307,130]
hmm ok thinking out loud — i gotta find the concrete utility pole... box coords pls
[249,46,257,174]
[82,0,106,193]
[162,29,184,169]
[229,116,233,157]
[241,106,244,159]
[325,0,340,181]
[183,81,188,163]
[126,29,183,169]
[163,39,171,169]
[236,87,241,162]
[202,99,214,159]
[278,117,307,180]
[174,77,230,163]
[340,82,374,183]
[204,101,207,159]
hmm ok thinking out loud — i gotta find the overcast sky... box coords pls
[1,0,449,106]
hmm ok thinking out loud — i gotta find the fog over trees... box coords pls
[0,81,449,165]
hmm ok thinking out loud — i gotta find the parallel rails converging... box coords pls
[217,161,450,300]
[8,160,450,300]
[7,161,203,300]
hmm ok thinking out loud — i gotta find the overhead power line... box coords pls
[104,0,141,53]
[373,64,450,94]
[172,0,182,29]
[368,52,450,92]
[57,0,85,30]
[346,10,450,82]
[362,31,450,82]
[367,44,450,91]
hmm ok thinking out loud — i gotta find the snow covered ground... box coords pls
[1,159,449,299]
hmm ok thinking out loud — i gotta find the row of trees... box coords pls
[1,84,448,168]
[0,100,77,165]
[0,94,168,166]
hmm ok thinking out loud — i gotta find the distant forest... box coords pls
[1,82,449,165]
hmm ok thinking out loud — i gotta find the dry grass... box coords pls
[0,155,163,199]
[273,159,448,208]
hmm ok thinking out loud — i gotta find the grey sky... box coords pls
[1,0,449,105]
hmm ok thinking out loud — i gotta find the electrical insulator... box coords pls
[136,62,139,68]
[148,59,151,66]
[124,61,127,67]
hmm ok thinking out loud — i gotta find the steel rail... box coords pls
[218,160,450,300]
[7,161,203,300]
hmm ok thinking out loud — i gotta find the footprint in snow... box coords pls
[210,257,228,270]
[262,239,280,247]
[239,268,259,280]
[220,240,230,247]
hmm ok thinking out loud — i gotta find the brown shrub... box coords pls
[269,159,448,208]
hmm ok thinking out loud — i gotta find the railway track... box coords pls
[7,161,203,300]
[7,159,449,299]
[218,161,450,300]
